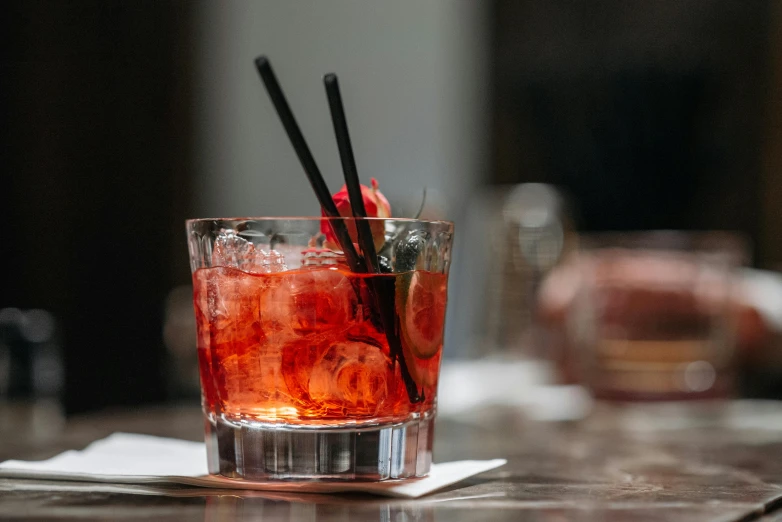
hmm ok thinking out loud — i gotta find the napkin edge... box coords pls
[0,458,508,499]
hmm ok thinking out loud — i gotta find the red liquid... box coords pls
[192,266,446,425]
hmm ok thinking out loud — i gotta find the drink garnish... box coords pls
[398,272,446,361]
[320,179,390,251]
[414,187,427,219]
[394,234,426,273]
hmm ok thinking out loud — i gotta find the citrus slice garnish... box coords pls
[397,271,446,360]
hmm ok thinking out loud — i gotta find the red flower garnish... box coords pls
[321,178,391,250]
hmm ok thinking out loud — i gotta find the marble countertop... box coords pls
[3,401,782,521]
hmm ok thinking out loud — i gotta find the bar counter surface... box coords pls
[4,402,782,521]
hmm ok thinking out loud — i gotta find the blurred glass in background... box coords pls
[486,184,575,362]
[569,232,745,402]
[437,183,592,423]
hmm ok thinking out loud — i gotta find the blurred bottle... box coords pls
[0,308,65,440]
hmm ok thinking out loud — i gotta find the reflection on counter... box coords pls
[204,494,432,522]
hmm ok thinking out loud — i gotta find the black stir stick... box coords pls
[322,74,379,274]
[254,56,363,272]
[323,73,421,403]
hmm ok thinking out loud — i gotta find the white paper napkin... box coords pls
[0,433,505,499]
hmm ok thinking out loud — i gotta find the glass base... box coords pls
[204,413,434,481]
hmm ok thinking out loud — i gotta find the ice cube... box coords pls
[307,340,394,416]
[302,248,348,269]
[258,272,295,335]
[204,267,265,360]
[217,349,292,416]
[287,268,357,334]
[274,243,305,270]
[259,249,287,273]
[212,230,289,274]
[259,267,357,340]
[281,332,397,417]
[192,270,213,351]
[211,230,256,271]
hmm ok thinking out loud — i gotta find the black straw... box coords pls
[323,74,380,274]
[254,56,362,271]
[323,72,421,403]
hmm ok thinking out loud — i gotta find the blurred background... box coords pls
[2,0,782,417]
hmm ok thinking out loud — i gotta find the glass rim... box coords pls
[580,229,746,246]
[578,229,749,263]
[185,216,454,227]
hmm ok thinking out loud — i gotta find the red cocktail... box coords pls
[187,217,453,480]
[193,266,446,423]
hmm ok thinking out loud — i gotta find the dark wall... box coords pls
[0,1,195,414]
[490,0,773,264]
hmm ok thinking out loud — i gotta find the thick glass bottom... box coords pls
[204,412,434,481]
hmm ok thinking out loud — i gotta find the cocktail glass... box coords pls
[571,232,745,403]
[186,217,453,481]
